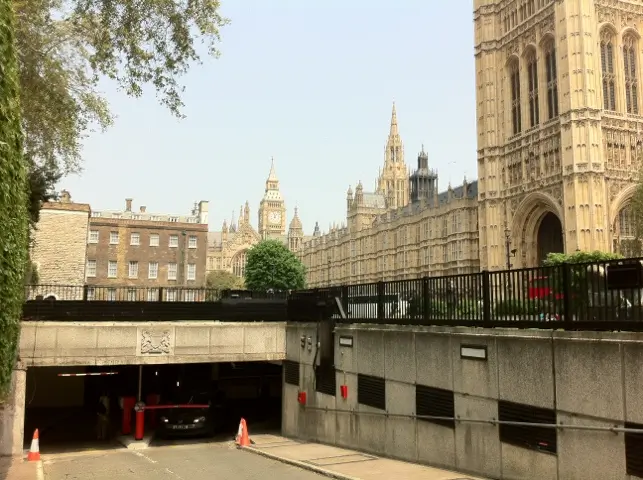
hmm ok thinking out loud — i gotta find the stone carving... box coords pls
[539,15,554,37]
[141,330,171,355]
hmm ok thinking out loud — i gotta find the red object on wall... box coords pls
[121,396,136,435]
[297,391,307,405]
[146,394,161,428]
[340,385,348,399]
[135,409,145,440]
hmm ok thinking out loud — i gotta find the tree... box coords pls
[206,270,244,291]
[542,250,623,267]
[244,240,307,291]
[0,0,30,397]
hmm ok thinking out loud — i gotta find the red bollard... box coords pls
[134,402,145,440]
[146,394,161,429]
[121,396,136,435]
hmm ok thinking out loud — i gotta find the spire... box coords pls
[267,157,278,182]
[289,207,303,230]
[389,101,398,137]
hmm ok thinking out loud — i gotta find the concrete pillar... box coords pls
[0,363,27,457]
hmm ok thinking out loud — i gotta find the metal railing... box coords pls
[289,257,643,331]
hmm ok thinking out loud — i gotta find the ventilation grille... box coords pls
[498,400,557,454]
[415,385,455,429]
[283,360,300,386]
[625,421,643,477]
[357,374,385,410]
[315,366,336,396]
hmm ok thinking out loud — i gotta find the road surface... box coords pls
[43,441,327,480]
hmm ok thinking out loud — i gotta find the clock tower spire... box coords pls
[258,157,287,239]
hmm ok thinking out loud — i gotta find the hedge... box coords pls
[0,0,29,399]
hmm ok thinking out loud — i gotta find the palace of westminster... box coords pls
[29,0,643,292]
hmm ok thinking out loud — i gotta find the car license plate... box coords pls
[171,425,190,430]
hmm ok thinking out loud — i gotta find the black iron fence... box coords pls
[289,257,643,331]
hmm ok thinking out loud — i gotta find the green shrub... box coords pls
[495,299,539,316]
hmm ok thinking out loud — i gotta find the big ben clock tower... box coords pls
[258,158,287,239]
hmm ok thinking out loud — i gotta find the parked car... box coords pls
[157,392,217,438]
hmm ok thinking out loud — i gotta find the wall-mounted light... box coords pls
[307,336,313,351]
[300,335,306,348]
[339,336,353,348]
[460,344,487,361]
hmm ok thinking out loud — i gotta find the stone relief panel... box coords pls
[138,328,173,356]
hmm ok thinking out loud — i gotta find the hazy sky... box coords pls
[59,0,477,234]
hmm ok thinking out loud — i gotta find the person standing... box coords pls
[96,392,110,440]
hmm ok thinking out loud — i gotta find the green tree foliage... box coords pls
[0,0,30,397]
[244,240,307,291]
[542,250,623,266]
[206,270,244,291]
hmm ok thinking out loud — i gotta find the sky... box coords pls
[59,0,477,234]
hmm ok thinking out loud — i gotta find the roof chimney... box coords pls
[139,205,146,213]
[60,190,71,203]
[125,198,133,212]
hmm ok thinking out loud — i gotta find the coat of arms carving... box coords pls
[140,330,171,355]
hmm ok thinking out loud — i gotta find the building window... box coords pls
[147,289,159,301]
[509,59,521,135]
[187,263,196,281]
[86,287,96,301]
[169,235,179,248]
[527,50,539,127]
[86,260,97,277]
[127,288,137,301]
[169,217,178,222]
[148,262,158,279]
[188,235,198,248]
[108,260,117,278]
[166,289,177,301]
[168,262,178,281]
[88,231,99,244]
[601,29,616,111]
[150,233,160,246]
[184,290,196,302]
[109,231,119,245]
[107,288,117,301]
[128,261,139,279]
[232,250,248,277]
[624,34,639,114]
[544,40,559,119]
[130,232,140,245]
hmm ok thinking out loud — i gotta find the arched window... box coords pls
[526,50,539,127]
[601,30,616,111]
[614,204,640,257]
[232,250,248,278]
[623,34,639,114]
[543,40,559,119]
[509,59,522,135]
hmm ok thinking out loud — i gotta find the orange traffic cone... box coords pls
[236,418,251,447]
[27,429,40,462]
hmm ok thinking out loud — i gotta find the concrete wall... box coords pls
[20,321,286,367]
[282,323,643,480]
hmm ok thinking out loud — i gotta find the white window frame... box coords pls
[168,263,177,281]
[130,232,140,245]
[184,290,196,302]
[87,287,96,301]
[169,235,179,248]
[88,230,99,244]
[86,259,97,277]
[147,289,159,302]
[127,288,137,301]
[109,231,119,245]
[107,260,118,278]
[107,288,117,301]
[148,262,158,279]
[166,289,177,302]
[150,234,160,247]
[188,235,198,249]
[187,263,196,281]
[128,261,139,279]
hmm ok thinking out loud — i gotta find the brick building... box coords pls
[29,191,91,299]
[85,198,209,300]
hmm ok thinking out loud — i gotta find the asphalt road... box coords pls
[42,441,326,480]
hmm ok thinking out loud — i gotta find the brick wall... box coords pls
[30,203,90,297]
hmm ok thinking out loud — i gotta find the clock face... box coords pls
[268,211,282,223]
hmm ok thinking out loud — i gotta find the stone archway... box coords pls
[231,250,248,278]
[536,211,564,265]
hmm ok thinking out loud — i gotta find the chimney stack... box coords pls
[125,198,133,212]
[140,206,146,213]
[60,190,71,203]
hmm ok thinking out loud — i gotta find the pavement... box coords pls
[0,457,42,480]
[246,434,487,480]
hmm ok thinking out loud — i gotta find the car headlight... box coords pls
[160,416,169,423]
[193,416,206,423]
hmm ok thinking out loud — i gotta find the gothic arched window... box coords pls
[509,59,522,135]
[526,50,539,127]
[623,34,639,114]
[232,250,248,278]
[543,40,559,119]
[601,30,616,111]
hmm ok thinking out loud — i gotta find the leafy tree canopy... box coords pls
[543,250,623,266]
[206,269,244,291]
[244,240,306,291]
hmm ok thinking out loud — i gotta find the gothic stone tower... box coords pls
[474,0,641,270]
[258,158,287,239]
[377,103,410,210]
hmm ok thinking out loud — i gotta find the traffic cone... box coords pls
[27,429,40,462]
[237,418,251,447]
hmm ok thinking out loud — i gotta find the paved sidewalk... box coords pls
[244,434,486,480]
[0,458,41,480]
